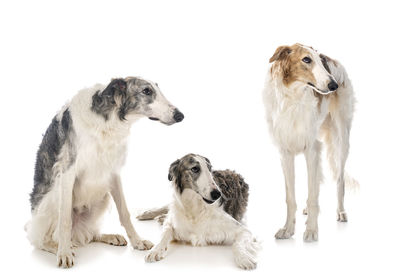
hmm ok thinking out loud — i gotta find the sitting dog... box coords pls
[26,77,184,268]
[263,43,357,242]
[137,154,259,270]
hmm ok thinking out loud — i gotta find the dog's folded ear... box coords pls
[106,78,127,96]
[168,159,180,181]
[91,78,128,121]
[202,156,212,171]
[269,45,292,63]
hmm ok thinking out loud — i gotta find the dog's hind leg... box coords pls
[41,240,58,255]
[324,121,350,222]
[137,205,169,221]
[303,141,322,242]
[275,150,296,239]
[93,234,127,246]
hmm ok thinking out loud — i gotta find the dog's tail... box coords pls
[344,171,360,191]
[136,205,169,222]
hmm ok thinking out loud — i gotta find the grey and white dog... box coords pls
[26,77,184,268]
[137,154,259,270]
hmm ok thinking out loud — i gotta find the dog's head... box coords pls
[168,154,221,204]
[92,77,184,125]
[269,43,338,95]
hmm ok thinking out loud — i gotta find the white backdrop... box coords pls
[1,0,399,278]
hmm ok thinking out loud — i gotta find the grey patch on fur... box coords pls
[212,170,249,221]
[91,77,157,121]
[30,108,76,211]
[168,154,249,221]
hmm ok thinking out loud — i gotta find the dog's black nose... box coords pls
[210,189,221,200]
[328,80,338,91]
[173,109,184,122]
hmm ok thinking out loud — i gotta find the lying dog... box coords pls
[263,43,357,242]
[26,77,184,267]
[137,154,259,270]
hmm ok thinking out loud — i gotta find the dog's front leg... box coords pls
[110,174,153,250]
[275,150,296,239]
[215,212,259,270]
[56,167,76,268]
[145,222,174,262]
[303,141,322,242]
[232,226,259,270]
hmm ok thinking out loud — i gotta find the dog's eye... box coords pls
[142,88,152,95]
[191,166,200,173]
[302,57,312,64]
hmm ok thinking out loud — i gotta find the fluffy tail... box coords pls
[344,172,360,192]
[136,205,169,221]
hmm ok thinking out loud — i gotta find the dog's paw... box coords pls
[234,252,257,270]
[275,227,294,239]
[145,246,167,262]
[303,229,318,242]
[102,234,128,246]
[137,210,159,220]
[337,211,348,222]
[132,239,154,250]
[57,250,74,268]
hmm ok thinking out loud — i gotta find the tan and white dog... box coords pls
[263,43,357,242]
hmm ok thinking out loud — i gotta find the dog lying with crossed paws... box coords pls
[137,154,259,270]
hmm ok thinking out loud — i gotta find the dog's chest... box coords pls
[171,204,234,246]
[270,95,329,152]
[76,132,128,183]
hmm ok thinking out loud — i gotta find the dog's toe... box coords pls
[145,247,167,263]
[303,229,318,242]
[57,250,74,268]
[108,234,127,246]
[337,211,348,222]
[95,234,127,246]
[275,228,294,239]
[234,253,257,270]
[132,239,154,250]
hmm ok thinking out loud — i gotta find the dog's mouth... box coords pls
[148,117,176,126]
[307,83,332,95]
[202,197,215,204]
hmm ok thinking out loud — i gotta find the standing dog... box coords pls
[26,77,184,267]
[263,43,356,242]
[137,154,259,270]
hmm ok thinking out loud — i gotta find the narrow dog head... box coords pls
[269,43,338,94]
[92,77,184,124]
[168,154,221,204]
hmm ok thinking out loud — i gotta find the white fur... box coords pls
[195,155,219,200]
[26,80,180,267]
[263,46,356,241]
[145,189,259,270]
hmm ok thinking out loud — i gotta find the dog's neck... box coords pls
[172,189,209,222]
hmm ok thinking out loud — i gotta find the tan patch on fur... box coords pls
[313,90,338,113]
[328,92,339,112]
